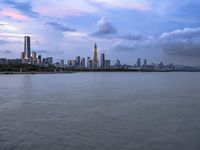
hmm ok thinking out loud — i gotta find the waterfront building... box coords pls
[137,58,141,68]
[68,60,76,68]
[20,52,24,60]
[100,53,105,69]
[32,51,37,64]
[7,59,21,64]
[81,58,85,68]
[114,59,121,68]
[143,59,147,66]
[46,57,53,65]
[60,60,64,66]
[38,55,42,64]
[24,36,31,62]
[0,58,7,64]
[87,57,92,69]
[76,56,81,67]
[93,43,98,69]
[105,60,111,69]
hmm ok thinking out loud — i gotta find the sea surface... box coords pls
[0,72,200,150]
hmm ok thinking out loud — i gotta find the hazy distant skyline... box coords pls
[0,0,200,65]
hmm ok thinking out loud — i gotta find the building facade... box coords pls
[93,43,98,69]
[24,36,31,61]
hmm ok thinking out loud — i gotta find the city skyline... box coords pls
[0,0,200,65]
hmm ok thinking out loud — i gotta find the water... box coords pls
[0,72,200,150]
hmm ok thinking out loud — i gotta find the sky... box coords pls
[0,0,200,65]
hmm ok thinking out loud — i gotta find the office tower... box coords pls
[89,60,93,69]
[38,55,42,64]
[115,59,121,68]
[24,36,31,61]
[76,56,81,68]
[143,59,147,66]
[46,57,53,65]
[137,58,141,68]
[20,52,24,60]
[81,58,85,68]
[60,60,64,66]
[68,60,76,68]
[32,51,37,59]
[32,51,37,64]
[93,43,98,69]
[100,53,105,69]
[105,60,111,69]
[87,57,91,68]
[68,60,72,67]
[0,58,7,64]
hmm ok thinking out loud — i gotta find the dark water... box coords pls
[0,72,200,150]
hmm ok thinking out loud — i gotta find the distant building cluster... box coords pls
[0,36,175,71]
[20,36,53,66]
[67,43,111,69]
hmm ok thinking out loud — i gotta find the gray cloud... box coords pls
[0,39,11,45]
[112,41,141,51]
[160,27,200,56]
[112,27,200,57]
[119,34,144,41]
[91,16,117,37]
[45,22,76,32]
[161,40,200,56]
[36,49,64,55]
[0,49,12,54]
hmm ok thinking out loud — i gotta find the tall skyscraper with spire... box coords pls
[93,43,98,69]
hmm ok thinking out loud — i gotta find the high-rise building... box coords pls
[100,53,105,69]
[137,58,141,68]
[81,58,85,68]
[38,55,42,64]
[105,60,111,69]
[20,52,24,60]
[32,51,37,64]
[0,58,7,64]
[114,59,121,68]
[46,57,53,65]
[68,60,76,68]
[32,51,37,59]
[143,59,147,66]
[76,56,81,67]
[93,43,98,69]
[60,60,64,66]
[24,36,31,61]
[87,57,92,69]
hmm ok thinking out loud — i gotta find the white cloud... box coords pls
[160,27,200,39]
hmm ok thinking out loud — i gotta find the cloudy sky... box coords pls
[0,0,200,65]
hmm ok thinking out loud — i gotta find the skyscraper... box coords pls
[93,43,98,69]
[38,55,42,64]
[81,58,85,68]
[32,51,37,64]
[143,59,147,66]
[100,53,105,69]
[105,60,111,69]
[24,36,31,61]
[20,52,24,60]
[137,58,141,68]
[76,56,81,67]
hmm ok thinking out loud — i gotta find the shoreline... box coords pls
[0,70,200,75]
[0,71,74,75]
